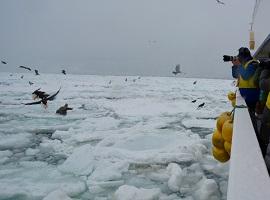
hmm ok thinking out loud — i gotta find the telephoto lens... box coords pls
[223,55,236,62]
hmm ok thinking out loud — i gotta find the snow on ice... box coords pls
[0,73,233,199]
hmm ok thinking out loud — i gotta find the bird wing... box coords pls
[47,88,61,101]
[26,88,60,104]
[175,64,181,73]
[216,0,225,5]
[19,66,31,71]
[24,100,42,105]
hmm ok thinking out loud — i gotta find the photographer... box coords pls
[224,47,260,111]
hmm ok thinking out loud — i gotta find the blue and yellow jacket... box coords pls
[231,59,260,107]
[238,59,259,88]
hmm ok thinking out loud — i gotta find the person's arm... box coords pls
[231,58,241,78]
[239,63,256,80]
[232,65,239,78]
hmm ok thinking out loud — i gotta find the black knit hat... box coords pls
[237,47,252,59]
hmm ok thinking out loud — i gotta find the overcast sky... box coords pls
[0,0,265,78]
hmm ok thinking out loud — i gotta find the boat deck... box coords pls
[227,91,270,200]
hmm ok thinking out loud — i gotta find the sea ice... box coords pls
[0,73,233,199]
[167,163,184,192]
[113,185,161,200]
[193,178,220,200]
[0,132,32,150]
[59,144,95,176]
[43,190,72,200]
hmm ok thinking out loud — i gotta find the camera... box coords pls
[223,55,237,62]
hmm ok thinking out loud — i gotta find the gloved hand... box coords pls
[231,58,241,66]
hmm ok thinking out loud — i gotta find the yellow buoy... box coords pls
[222,120,233,142]
[224,141,232,155]
[212,129,224,149]
[212,146,230,163]
[216,112,231,132]
[227,91,236,101]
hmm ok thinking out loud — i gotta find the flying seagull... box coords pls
[24,88,61,108]
[29,81,34,85]
[34,69,40,75]
[216,0,225,5]
[19,66,31,71]
[1,61,7,64]
[62,70,66,75]
[172,64,181,75]
[193,81,197,85]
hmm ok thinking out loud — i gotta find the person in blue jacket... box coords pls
[231,47,260,111]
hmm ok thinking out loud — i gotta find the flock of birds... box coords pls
[1,59,205,112]
[1,60,66,82]
[190,81,205,109]
[26,87,72,115]
[171,65,205,108]
[1,59,72,115]
[25,87,73,115]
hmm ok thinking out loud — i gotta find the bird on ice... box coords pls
[56,104,73,115]
[197,102,205,109]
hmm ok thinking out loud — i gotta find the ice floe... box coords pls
[0,73,233,199]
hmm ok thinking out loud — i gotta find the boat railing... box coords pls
[227,91,270,200]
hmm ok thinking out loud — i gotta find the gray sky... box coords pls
[0,0,263,78]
